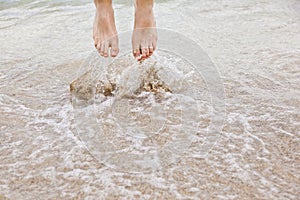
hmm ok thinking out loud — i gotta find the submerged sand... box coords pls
[0,0,299,199]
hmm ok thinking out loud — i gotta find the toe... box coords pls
[103,42,109,57]
[95,39,101,52]
[152,40,157,51]
[94,38,98,49]
[149,45,154,56]
[110,37,119,57]
[141,41,149,58]
[132,37,141,58]
[99,42,105,56]
[133,46,140,58]
[142,47,149,58]
[110,48,119,57]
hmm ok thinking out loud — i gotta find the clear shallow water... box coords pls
[0,0,300,199]
[71,49,221,173]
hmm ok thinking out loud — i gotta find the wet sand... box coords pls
[0,0,299,199]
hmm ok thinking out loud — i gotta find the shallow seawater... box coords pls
[71,50,220,173]
[0,0,299,199]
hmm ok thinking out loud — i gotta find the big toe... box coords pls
[132,45,140,58]
[132,36,141,58]
[110,48,119,57]
[94,38,101,52]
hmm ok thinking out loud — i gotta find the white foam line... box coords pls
[271,126,295,137]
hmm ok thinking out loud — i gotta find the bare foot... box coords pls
[93,2,119,57]
[132,2,157,61]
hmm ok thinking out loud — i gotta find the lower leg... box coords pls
[135,0,154,10]
[132,0,157,60]
[93,0,119,57]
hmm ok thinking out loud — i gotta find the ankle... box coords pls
[95,0,113,12]
[135,6,154,19]
[95,6,114,19]
[135,0,153,12]
[135,0,153,8]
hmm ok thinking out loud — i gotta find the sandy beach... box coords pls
[0,0,299,199]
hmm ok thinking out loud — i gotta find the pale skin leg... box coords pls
[132,0,157,60]
[93,0,119,57]
[93,0,157,59]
